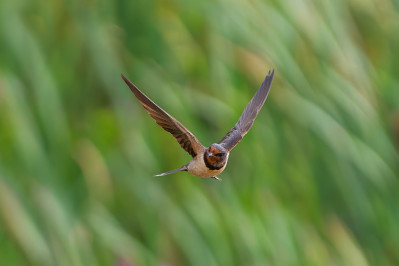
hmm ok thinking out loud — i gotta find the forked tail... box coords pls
[155,165,188,177]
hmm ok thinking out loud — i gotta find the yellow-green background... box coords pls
[0,0,398,265]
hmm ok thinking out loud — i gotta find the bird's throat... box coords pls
[203,153,224,170]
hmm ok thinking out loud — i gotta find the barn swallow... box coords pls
[121,69,274,181]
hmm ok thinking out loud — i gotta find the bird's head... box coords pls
[205,144,228,168]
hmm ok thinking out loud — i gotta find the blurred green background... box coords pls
[0,0,399,265]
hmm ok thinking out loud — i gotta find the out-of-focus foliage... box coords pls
[0,0,398,265]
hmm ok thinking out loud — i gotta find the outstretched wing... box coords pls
[218,69,275,151]
[122,74,205,157]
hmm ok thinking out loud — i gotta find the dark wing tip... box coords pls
[260,68,275,93]
[121,74,133,87]
[264,68,275,82]
[121,74,142,96]
[121,73,128,83]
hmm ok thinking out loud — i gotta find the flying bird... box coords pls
[121,69,274,181]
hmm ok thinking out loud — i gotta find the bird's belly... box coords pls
[187,155,227,178]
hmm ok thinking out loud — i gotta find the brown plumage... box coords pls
[218,70,275,151]
[121,75,204,158]
[121,69,274,180]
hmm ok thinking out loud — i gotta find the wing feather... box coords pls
[218,69,275,151]
[122,74,205,157]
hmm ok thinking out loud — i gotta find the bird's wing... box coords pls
[122,74,205,158]
[218,69,274,152]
